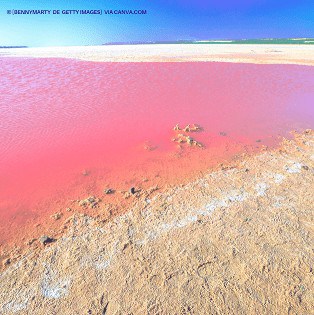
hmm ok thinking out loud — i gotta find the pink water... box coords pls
[0,58,313,246]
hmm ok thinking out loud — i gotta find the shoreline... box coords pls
[1,44,314,66]
[3,58,313,255]
[0,133,268,261]
[0,129,313,313]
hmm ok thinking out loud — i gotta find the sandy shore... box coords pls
[1,44,314,65]
[0,130,313,314]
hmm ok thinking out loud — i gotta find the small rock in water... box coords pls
[183,124,201,132]
[256,139,262,142]
[104,188,114,195]
[219,132,227,136]
[51,212,62,220]
[79,196,100,208]
[26,238,36,246]
[143,142,157,151]
[130,187,136,195]
[39,235,55,245]
[82,169,89,176]
[173,124,181,131]
[184,124,191,132]
[186,136,193,145]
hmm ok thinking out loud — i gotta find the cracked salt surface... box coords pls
[0,164,301,313]
[273,196,286,208]
[40,262,72,299]
[2,301,29,313]
[273,174,285,184]
[41,278,71,299]
[255,183,269,196]
[285,162,303,173]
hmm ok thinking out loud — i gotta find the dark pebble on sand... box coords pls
[39,235,55,245]
[302,165,309,170]
[130,187,136,194]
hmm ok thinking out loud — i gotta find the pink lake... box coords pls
[0,58,313,246]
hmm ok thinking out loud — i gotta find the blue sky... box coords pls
[0,0,313,46]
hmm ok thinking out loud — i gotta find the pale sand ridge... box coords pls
[1,44,314,65]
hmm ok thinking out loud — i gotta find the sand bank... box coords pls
[1,44,314,65]
[1,130,313,314]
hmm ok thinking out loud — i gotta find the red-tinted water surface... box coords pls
[0,58,313,247]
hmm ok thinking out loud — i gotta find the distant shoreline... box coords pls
[3,38,314,48]
[1,44,314,66]
[102,38,314,45]
[0,46,28,49]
